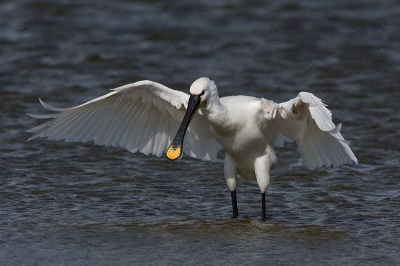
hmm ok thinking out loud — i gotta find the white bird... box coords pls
[27,77,358,219]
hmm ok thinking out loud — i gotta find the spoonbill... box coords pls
[27,77,358,220]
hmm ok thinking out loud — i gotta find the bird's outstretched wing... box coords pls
[27,80,220,160]
[262,92,358,170]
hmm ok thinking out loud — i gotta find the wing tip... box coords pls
[38,98,66,112]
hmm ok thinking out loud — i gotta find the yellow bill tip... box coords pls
[166,145,182,161]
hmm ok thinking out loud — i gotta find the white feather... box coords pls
[263,92,358,169]
[27,80,219,161]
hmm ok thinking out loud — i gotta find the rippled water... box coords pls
[1,0,399,265]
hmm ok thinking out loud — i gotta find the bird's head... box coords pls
[189,77,216,109]
[165,77,215,161]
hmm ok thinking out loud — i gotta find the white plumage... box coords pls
[27,77,357,219]
[28,80,220,160]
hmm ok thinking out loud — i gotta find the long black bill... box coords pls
[165,94,201,161]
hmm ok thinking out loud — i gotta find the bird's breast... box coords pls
[209,101,267,155]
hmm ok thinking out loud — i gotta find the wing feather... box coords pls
[150,114,164,156]
[123,101,147,152]
[109,100,131,146]
[130,103,151,152]
[140,105,159,154]
[263,92,357,169]
[155,117,170,157]
[27,80,219,160]
[114,100,136,147]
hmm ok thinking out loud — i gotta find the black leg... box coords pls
[262,192,266,220]
[231,190,239,218]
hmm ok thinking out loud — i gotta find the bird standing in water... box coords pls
[27,77,358,220]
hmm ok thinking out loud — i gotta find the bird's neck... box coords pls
[207,86,221,109]
[202,92,228,128]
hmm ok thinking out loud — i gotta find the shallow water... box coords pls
[1,0,399,265]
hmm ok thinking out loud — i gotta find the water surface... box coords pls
[1,0,399,265]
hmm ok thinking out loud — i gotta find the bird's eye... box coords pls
[200,91,205,96]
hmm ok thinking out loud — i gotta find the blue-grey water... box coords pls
[1,0,399,265]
